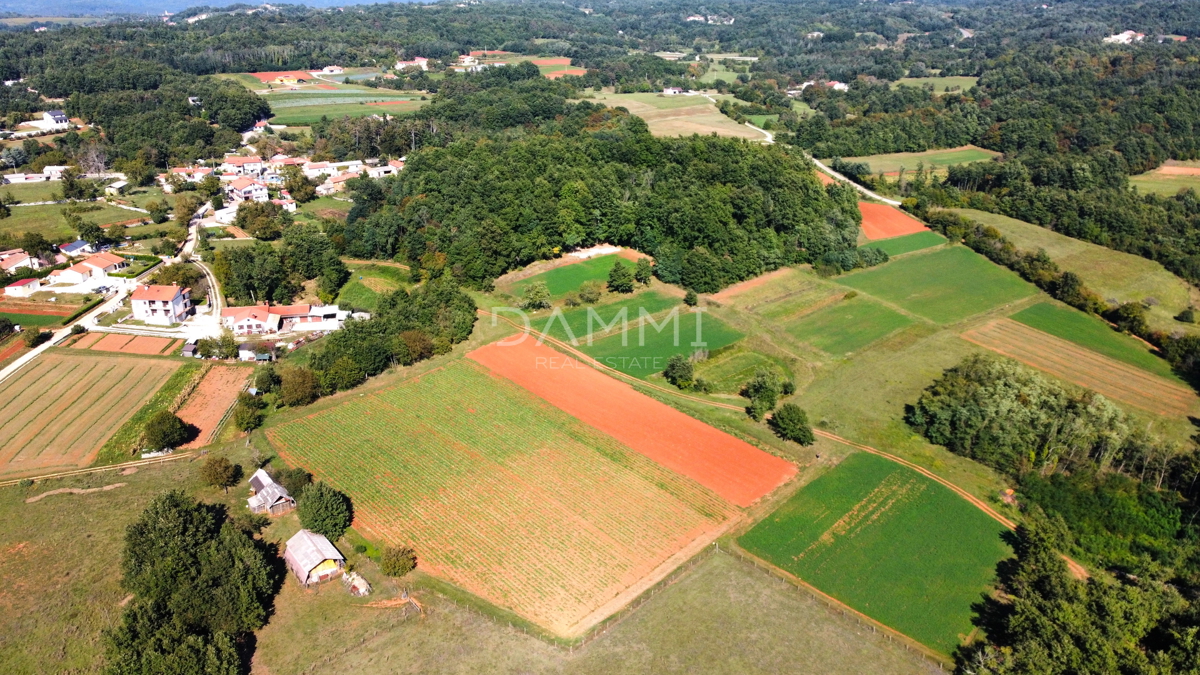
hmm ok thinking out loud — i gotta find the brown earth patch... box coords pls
[177,366,252,448]
[859,202,930,240]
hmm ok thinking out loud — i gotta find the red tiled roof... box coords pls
[6,278,38,288]
[131,284,185,302]
[223,156,263,165]
[82,252,126,269]
[229,177,265,190]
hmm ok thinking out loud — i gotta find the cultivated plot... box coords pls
[1010,303,1179,381]
[576,309,745,378]
[740,452,1010,655]
[838,246,1036,324]
[861,230,947,257]
[858,203,930,241]
[267,359,737,636]
[695,348,794,394]
[1129,164,1200,197]
[469,339,796,507]
[961,318,1198,417]
[0,352,179,478]
[787,295,914,355]
[177,366,252,448]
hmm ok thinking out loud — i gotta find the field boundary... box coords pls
[0,451,197,488]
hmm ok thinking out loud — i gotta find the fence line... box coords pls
[0,451,197,488]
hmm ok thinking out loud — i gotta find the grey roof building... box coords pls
[284,529,345,586]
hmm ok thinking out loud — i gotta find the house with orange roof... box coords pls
[221,303,351,335]
[225,177,270,203]
[219,155,264,175]
[0,248,41,272]
[131,284,192,325]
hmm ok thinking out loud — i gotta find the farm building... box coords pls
[284,529,345,586]
[246,469,296,515]
[105,180,129,196]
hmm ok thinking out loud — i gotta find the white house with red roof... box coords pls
[221,303,351,335]
[0,248,41,272]
[131,284,192,325]
[394,57,429,71]
[219,155,265,175]
[225,177,270,203]
[4,277,41,297]
[46,252,128,285]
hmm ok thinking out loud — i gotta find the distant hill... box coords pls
[0,0,418,18]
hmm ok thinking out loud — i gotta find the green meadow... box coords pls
[1010,303,1179,381]
[861,230,947,257]
[786,295,914,355]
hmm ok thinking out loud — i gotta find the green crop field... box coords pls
[838,246,1036,325]
[694,347,794,393]
[266,359,734,635]
[740,452,1010,654]
[1129,170,1200,197]
[1010,302,1179,381]
[0,203,143,241]
[336,264,409,312]
[0,312,63,327]
[747,114,779,127]
[861,230,947,256]
[949,209,1196,333]
[268,101,425,126]
[578,308,745,378]
[786,295,914,355]
[892,76,979,93]
[509,254,634,298]
[843,146,999,174]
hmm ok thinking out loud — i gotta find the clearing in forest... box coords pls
[838,245,1036,324]
[844,145,998,175]
[961,318,1198,417]
[739,451,1010,655]
[0,352,179,478]
[266,358,738,636]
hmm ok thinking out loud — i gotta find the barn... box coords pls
[246,469,296,516]
[284,530,345,586]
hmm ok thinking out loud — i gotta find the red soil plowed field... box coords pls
[0,353,179,478]
[91,333,134,352]
[962,319,1199,416]
[224,225,253,239]
[468,339,796,507]
[178,366,251,448]
[0,340,22,363]
[858,202,930,241]
[266,359,735,636]
[315,84,336,90]
[70,332,103,349]
[247,70,313,82]
[815,170,836,186]
[545,68,587,79]
[0,302,73,316]
[532,57,572,65]
[121,336,174,355]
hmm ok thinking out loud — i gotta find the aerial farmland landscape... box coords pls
[2,0,1200,673]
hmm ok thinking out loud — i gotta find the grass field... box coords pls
[585,92,766,140]
[892,76,979,93]
[295,195,351,222]
[694,347,795,393]
[1010,303,1178,381]
[336,264,409,311]
[569,305,746,378]
[862,230,947,256]
[268,100,424,126]
[1,203,144,240]
[509,254,631,298]
[843,146,999,174]
[949,208,1196,333]
[0,181,60,203]
[0,352,181,478]
[740,452,1010,654]
[0,312,64,327]
[838,246,1037,324]
[1130,167,1200,196]
[266,359,736,636]
[786,295,914,355]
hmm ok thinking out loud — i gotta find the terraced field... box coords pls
[267,360,737,636]
[0,352,179,478]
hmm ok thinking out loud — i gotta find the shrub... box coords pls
[683,289,698,307]
[199,456,240,492]
[579,279,604,304]
[634,257,653,285]
[663,354,695,390]
[255,364,280,393]
[298,482,353,540]
[18,478,33,488]
[769,403,815,445]
[379,545,418,577]
[70,323,87,335]
[0,317,12,337]
[142,410,193,450]
[1176,308,1195,324]
[521,280,551,310]
[232,403,263,432]
[607,259,634,293]
[22,329,48,348]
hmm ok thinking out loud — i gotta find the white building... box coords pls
[221,303,351,335]
[1104,30,1146,44]
[0,248,41,272]
[314,65,345,75]
[4,278,41,297]
[225,177,270,203]
[46,252,127,285]
[395,57,430,71]
[218,156,264,175]
[40,110,69,131]
[130,284,192,326]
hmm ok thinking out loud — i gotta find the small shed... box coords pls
[181,343,199,358]
[246,468,296,516]
[105,180,129,196]
[284,529,345,586]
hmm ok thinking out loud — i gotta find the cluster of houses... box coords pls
[2,163,74,184]
[3,249,128,297]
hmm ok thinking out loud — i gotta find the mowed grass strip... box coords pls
[336,264,409,312]
[509,254,632,298]
[1011,303,1179,381]
[739,452,1010,654]
[861,230,947,257]
[843,145,998,174]
[837,245,1036,324]
[786,295,913,355]
[579,309,745,378]
[266,359,734,635]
